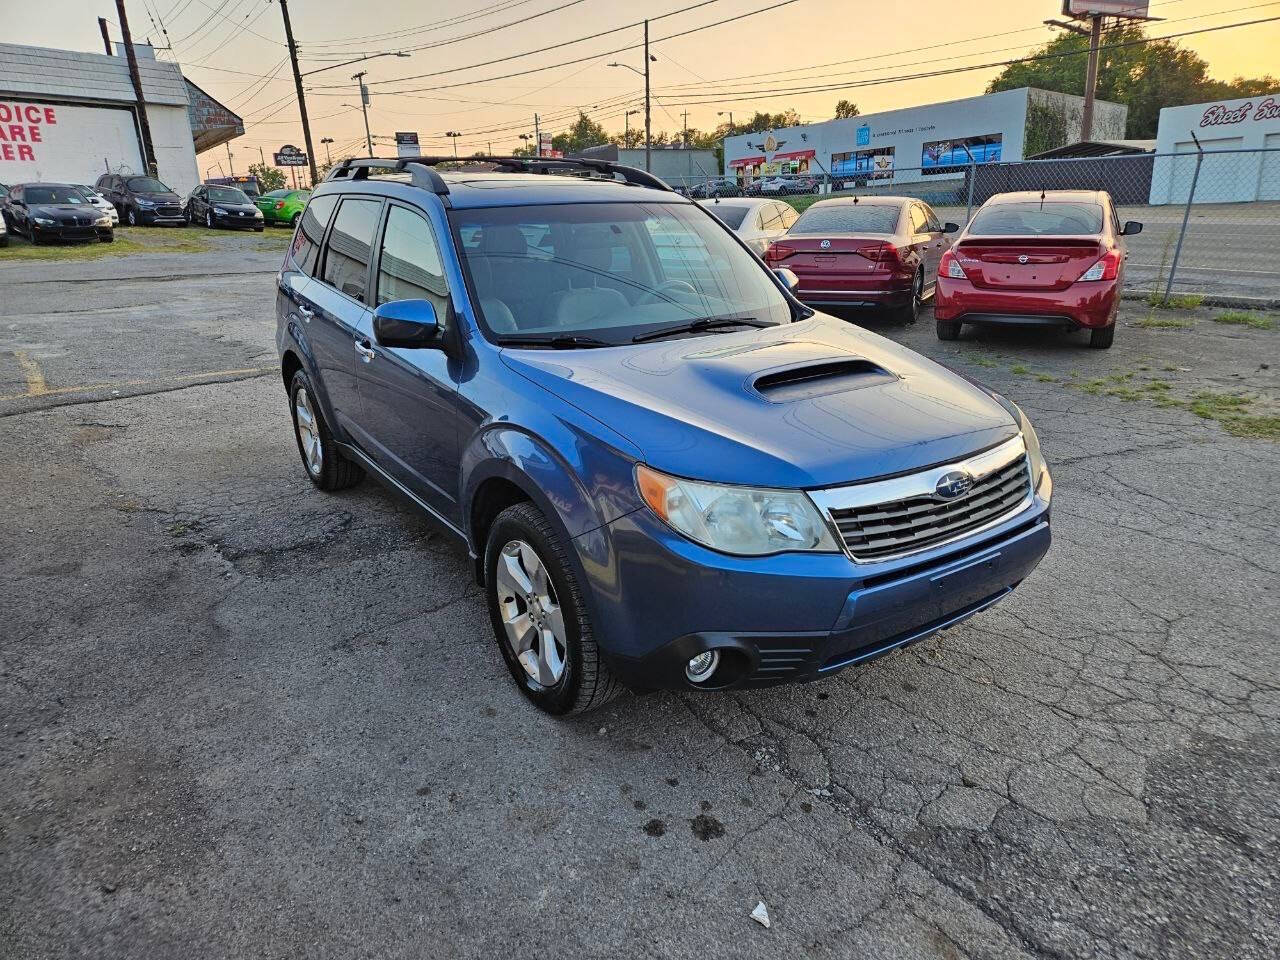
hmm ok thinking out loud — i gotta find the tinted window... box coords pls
[322,197,382,302]
[707,205,749,229]
[969,202,1104,236]
[289,193,338,278]
[26,186,89,204]
[376,206,449,315]
[127,177,170,193]
[909,205,929,233]
[790,204,900,235]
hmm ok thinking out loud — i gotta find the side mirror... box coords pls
[773,268,800,293]
[942,222,961,234]
[1121,220,1143,236]
[373,299,440,349]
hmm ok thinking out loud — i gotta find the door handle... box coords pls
[355,337,376,362]
[297,304,314,321]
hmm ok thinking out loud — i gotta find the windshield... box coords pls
[128,177,171,194]
[27,186,89,204]
[703,204,750,229]
[209,186,251,204]
[453,201,793,344]
[790,203,900,234]
[969,202,1104,236]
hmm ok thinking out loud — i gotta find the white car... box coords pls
[76,185,120,226]
[699,197,799,256]
[0,208,7,247]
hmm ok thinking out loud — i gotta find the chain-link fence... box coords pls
[667,148,1280,302]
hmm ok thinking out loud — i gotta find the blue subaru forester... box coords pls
[276,157,1052,715]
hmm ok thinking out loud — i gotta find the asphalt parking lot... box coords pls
[2,237,1278,960]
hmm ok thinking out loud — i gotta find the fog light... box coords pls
[685,650,720,684]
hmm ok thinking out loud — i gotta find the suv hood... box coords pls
[501,314,1019,488]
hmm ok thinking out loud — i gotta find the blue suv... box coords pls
[276,157,1052,715]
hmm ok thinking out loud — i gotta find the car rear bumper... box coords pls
[586,490,1052,693]
[935,276,1120,329]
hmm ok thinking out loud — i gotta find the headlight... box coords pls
[254,210,263,218]
[636,464,839,556]
[1015,405,1050,496]
[136,198,156,207]
[34,217,56,226]
[213,206,228,215]
[96,216,112,226]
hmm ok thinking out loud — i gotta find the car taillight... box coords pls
[763,243,794,264]
[865,243,900,264]
[1078,249,1122,282]
[275,201,286,209]
[940,250,968,279]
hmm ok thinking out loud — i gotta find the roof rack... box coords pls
[324,155,670,196]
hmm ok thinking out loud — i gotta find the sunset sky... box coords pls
[6,0,1278,167]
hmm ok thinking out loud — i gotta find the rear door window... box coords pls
[289,193,338,278]
[322,197,383,302]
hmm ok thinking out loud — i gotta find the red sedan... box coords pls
[763,196,957,323]
[934,190,1143,349]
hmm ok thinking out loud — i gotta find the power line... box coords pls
[302,0,540,49]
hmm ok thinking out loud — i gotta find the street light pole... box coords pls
[277,0,318,187]
[625,109,638,149]
[644,19,651,173]
[446,131,461,157]
[353,71,373,155]
[320,137,334,165]
[1081,13,1103,142]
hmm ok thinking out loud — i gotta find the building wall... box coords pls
[1150,92,1280,204]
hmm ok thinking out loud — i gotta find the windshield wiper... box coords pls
[631,317,772,343]
[499,334,615,349]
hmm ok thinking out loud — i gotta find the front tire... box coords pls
[936,318,962,340]
[205,211,215,229]
[288,370,363,491]
[127,208,138,227]
[1088,325,1115,349]
[485,502,621,715]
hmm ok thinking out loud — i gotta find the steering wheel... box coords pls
[638,279,698,305]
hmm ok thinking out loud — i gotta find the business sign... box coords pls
[0,102,57,163]
[274,143,308,167]
[0,101,145,186]
[538,132,553,157]
[1200,98,1280,127]
[395,131,420,158]
[1063,1,1149,17]
[856,124,871,147]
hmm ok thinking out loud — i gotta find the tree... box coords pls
[833,100,860,119]
[551,110,610,154]
[248,161,286,192]
[986,24,1277,138]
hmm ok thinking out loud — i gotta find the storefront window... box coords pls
[921,134,1003,174]
[832,147,895,180]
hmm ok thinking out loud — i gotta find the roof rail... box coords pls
[324,155,671,195]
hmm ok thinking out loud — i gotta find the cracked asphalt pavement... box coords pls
[2,244,1278,960]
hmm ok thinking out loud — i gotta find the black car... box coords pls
[94,173,186,226]
[3,183,113,244]
[185,184,265,231]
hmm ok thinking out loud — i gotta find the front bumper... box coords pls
[32,222,112,242]
[935,275,1120,330]
[214,211,264,228]
[588,488,1052,692]
[135,206,187,225]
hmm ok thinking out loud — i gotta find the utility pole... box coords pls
[115,0,158,177]
[277,0,319,186]
[534,113,541,155]
[681,110,689,149]
[1081,13,1103,142]
[643,19,651,173]
[258,146,265,166]
[226,142,234,175]
[98,17,113,55]
[353,71,373,155]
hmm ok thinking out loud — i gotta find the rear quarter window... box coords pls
[289,193,338,278]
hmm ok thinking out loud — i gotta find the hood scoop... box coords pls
[752,358,896,403]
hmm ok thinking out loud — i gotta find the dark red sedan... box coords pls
[934,190,1143,349]
[763,196,957,323]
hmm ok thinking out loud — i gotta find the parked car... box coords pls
[75,185,120,226]
[276,156,1051,715]
[185,183,264,230]
[688,178,741,199]
[95,173,186,226]
[764,196,957,323]
[761,176,819,196]
[934,190,1141,349]
[255,188,310,227]
[699,197,798,256]
[0,204,7,248]
[2,183,114,244]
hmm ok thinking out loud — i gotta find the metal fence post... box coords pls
[965,159,977,224]
[1164,133,1204,304]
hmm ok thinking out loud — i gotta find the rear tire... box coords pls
[936,319,961,340]
[895,270,923,324]
[288,370,363,491]
[1088,325,1115,349]
[291,212,302,228]
[484,501,621,716]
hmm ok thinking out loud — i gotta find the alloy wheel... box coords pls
[293,387,323,476]
[493,539,566,687]
[206,211,214,229]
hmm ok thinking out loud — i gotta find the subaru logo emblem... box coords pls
[1018,255,1029,264]
[820,239,831,249]
[935,470,973,500]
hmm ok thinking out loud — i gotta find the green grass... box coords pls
[1136,313,1194,329]
[1146,293,1204,309]
[1212,311,1274,330]
[1034,373,1056,382]
[968,355,998,368]
[1187,392,1280,440]
[1009,364,1029,375]
[0,227,212,261]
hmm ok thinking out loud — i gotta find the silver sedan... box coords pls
[699,197,799,256]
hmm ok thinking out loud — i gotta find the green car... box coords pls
[254,189,310,227]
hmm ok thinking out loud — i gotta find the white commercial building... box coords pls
[0,41,242,197]
[722,88,1126,188]
[1149,91,1280,204]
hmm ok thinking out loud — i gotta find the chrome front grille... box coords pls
[809,436,1033,563]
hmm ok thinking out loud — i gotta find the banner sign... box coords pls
[0,102,57,163]
[1064,1,1149,17]
[274,144,308,167]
